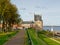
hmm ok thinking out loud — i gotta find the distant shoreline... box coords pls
[43,26,60,32]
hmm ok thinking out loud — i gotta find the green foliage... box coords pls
[37,30,53,37]
[37,30,47,34]
[0,0,21,32]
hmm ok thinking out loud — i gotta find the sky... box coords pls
[11,0,60,26]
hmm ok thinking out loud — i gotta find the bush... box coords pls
[37,30,54,37]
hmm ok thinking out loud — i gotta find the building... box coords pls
[34,15,42,21]
[21,14,43,30]
[34,14,43,30]
[21,21,34,28]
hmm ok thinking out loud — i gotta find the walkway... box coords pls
[4,30,25,45]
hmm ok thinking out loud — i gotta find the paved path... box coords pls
[4,30,25,45]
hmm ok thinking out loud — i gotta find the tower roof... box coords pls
[34,14,42,21]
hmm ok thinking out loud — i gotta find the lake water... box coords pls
[43,26,60,32]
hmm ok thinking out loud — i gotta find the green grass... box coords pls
[27,28,60,45]
[54,38,60,42]
[28,28,47,45]
[0,31,19,45]
[39,34,60,45]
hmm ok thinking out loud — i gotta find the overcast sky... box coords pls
[11,0,60,26]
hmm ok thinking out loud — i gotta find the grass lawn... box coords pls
[27,28,60,45]
[28,28,47,45]
[0,31,19,45]
[39,34,60,45]
[54,38,60,42]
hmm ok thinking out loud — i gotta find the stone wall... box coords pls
[34,20,43,30]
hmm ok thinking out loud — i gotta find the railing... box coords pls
[26,29,34,45]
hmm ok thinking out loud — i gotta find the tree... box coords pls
[0,0,21,32]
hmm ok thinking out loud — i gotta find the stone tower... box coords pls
[34,14,43,30]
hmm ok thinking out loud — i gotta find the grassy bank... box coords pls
[54,38,60,42]
[27,28,47,45]
[0,31,19,45]
[27,28,60,45]
[38,33,60,45]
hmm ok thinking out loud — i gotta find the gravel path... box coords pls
[4,30,25,45]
